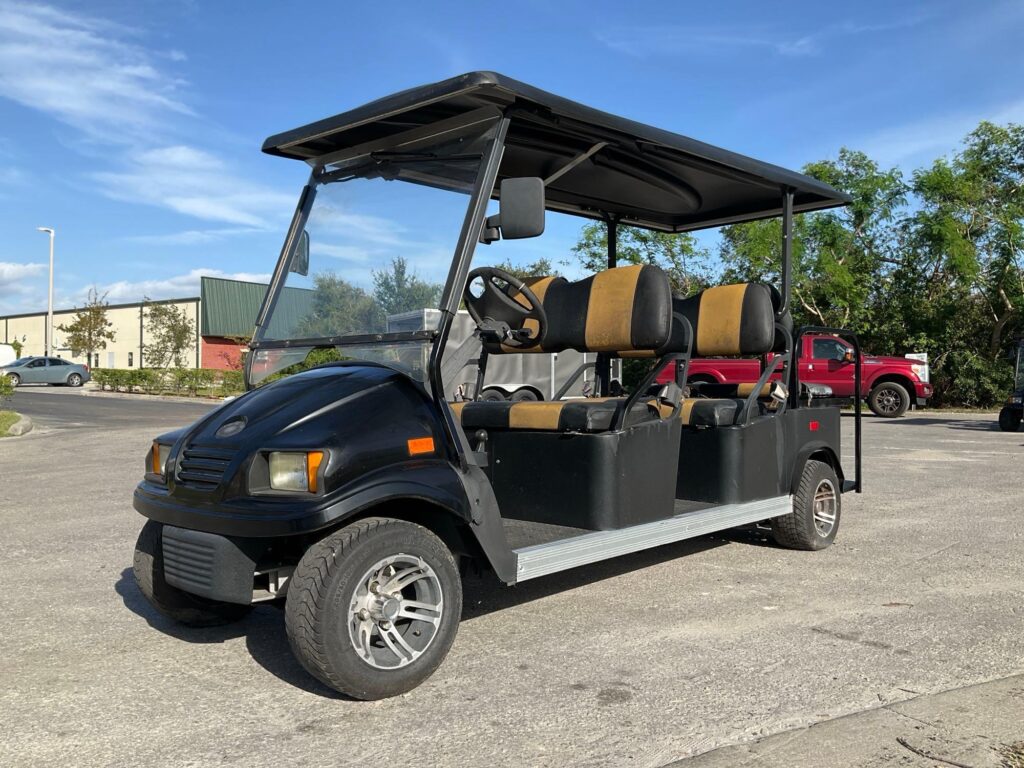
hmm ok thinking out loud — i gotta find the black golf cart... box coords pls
[999,338,1024,431]
[132,72,862,700]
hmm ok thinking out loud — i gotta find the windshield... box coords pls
[1017,345,1024,392]
[250,119,497,386]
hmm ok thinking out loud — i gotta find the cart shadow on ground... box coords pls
[115,533,748,699]
[870,415,1000,431]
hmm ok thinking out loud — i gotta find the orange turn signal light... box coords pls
[407,437,435,456]
[306,451,325,493]
[151,442,161,474]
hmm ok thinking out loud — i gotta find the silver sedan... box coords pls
[1,356,91,387]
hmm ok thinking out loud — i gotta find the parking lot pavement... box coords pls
[1,407,1022,767]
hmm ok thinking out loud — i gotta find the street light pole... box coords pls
[37,227,55,356]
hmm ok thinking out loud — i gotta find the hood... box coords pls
[185,363,415,448]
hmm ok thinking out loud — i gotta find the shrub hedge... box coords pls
[91,368,246,397]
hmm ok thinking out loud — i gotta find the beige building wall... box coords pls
[2,299,201,369]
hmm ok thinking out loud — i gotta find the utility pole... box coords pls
[37,227,55,356]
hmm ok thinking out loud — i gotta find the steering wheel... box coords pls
[463,267,548,350]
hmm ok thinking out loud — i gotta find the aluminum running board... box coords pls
[512,495,792,583]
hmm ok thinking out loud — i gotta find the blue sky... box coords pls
[1,0,1023,314]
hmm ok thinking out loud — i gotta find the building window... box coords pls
[128,352,133,368]
[93,353,100,368]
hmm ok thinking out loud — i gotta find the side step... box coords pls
[512,495,792,583]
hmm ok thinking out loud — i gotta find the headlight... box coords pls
[911,364,926,378]
[268,451,325,493]
[150,442,173,477]
[1010,396,1023,405]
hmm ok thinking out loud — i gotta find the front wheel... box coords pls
[772,459,841,550]
[132,521,252,627]
[998,406,1022,432]
[285,517,462,700]
[867,381,910,418]
[7,373,19,387]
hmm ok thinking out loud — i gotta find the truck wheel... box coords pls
[479,388,506,401]
[285,517,462,700]
[998,407,1022,432]
[867,382,909,418]
[132,521,252,627]
[771,460,841,551]
[511,387,539,402]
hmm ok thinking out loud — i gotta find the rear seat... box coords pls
[451,398,659,433]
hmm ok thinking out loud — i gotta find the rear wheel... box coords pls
[132,521,252,626]
[510,387,539,402]
[66,373,82,387]
[868,381,910,418]
[772,459,841,550]
[7,373,19,387]
[479,388,506,401]
[998,406,1022,432]
[285,517,462,700]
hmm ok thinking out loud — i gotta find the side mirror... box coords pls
[481,177,545,243]
[290,230,310,276]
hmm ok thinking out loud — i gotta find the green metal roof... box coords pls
[200,277,266,337]
[200,276,314,338]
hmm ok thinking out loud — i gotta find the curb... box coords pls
[82,389,230,405]
[7,413,33,436]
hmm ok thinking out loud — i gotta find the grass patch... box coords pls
[0,410,20,437]
[999,741,1024,768]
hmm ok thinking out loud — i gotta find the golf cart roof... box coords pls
[263,71,850,232]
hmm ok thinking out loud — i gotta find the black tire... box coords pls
[867,381,910,418]
[998,406,1022,432]
[479,388,506,401]
[285,517,462,700]
[132,521,252,627]
[7,373,19,387]
[510,387,540,402]
[771,459,841,550]
[66,373,82,387]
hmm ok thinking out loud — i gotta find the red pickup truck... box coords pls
[659,332,933,417]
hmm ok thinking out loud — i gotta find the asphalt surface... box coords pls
[1,392,1022,767]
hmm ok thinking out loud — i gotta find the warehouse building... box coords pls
[0,277,270,370]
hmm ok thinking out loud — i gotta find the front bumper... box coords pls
[162,525,257,604]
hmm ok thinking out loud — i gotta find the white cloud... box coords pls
[0,2,192,142]
[93,268,272,303]
[857,98,1024,167]
[94,144,293,227]
[597,15,930,59]
[123,227,264,245]
[0,261,45,289]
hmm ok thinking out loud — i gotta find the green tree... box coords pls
[144,301,195,369]
[372,257,442,315]
[297,272,385,337]
[57,288,117,363]
[493,257,560,280]
[570,223,712,294]
[10,339,22,358]
[721,148,907,333]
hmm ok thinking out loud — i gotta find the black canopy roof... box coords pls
[263,72,850,232]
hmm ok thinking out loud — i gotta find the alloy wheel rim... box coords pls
[877,389,902,414]
[347,553,443,670]
[812,479,837,537]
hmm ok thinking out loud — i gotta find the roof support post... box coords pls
[595,219,618,397]
[779,187,794,318]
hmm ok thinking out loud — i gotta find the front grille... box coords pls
[176,444,235,490]
[162,531,215,592]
